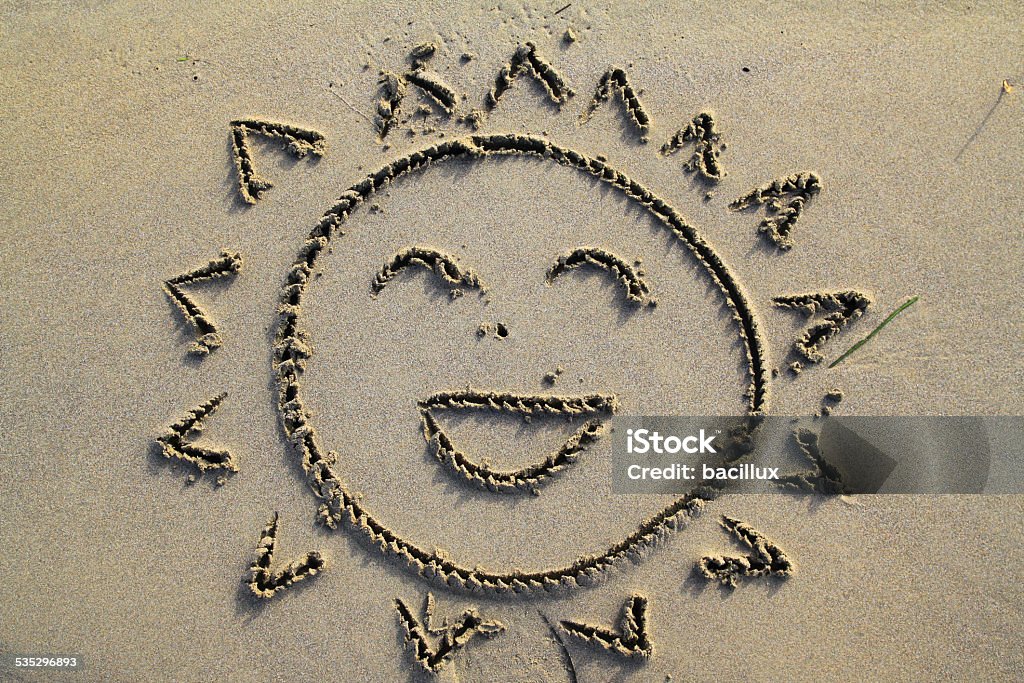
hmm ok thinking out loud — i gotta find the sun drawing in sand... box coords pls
[156,38,894,679]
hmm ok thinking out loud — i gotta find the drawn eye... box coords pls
[371,246,485,296]
[545,247,652,306]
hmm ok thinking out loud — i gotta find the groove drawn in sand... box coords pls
[405,70,459,114]
[376,72,407,140]
[660,112,725,181]
[470,43,573,128]
[420,390,618,415]
[546,247,653,305]
[376,68,459,139]
[418,391,613,494]
[730,172,821,250]
[156,392,238,474]
[247,512,325,599]
[163,250,242,355]
[395,593,505,676]
[697,516,793,589]
[773,291,871,365]
[371,246,485,296]
[273,134,768,594]
[230,119,326,204]
[560,594,652,659]
[580,68,651,141]
[422,592,452,634]
[778,428,848,495]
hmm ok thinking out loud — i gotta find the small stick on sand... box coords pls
[828,295,918,368]
[540,611,578,683]
[323,83,376,127]
[954,80,1014,161]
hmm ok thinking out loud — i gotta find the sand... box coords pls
[1,1,1022,681]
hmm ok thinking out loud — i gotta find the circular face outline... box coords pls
[274,133,768,595]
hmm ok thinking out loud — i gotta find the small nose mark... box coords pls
[476,322,509,339]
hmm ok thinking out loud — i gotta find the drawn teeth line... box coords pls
[418,390,615,495]
[419,390,619,415]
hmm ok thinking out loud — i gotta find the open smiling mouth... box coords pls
[417,391,619,495]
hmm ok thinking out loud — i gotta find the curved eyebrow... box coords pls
[545,247,651,304]
[372,246,485,295]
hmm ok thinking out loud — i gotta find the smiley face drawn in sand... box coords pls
[274,134,769,594]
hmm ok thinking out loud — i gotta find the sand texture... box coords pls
[1,1,1023,681]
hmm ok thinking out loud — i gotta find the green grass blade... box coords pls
[828,295,919,369]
